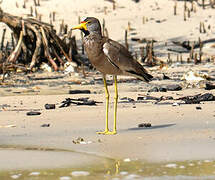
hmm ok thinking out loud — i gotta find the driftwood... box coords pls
[0,8,79,73]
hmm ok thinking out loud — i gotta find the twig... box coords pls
[7,31,23,62]
[40,27,58,71]
[1,28,6,50]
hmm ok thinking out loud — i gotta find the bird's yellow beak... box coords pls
[71,21,88,31]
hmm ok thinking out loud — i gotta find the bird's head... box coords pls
[71,17,101,36]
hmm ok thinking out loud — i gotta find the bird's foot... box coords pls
[97,130,117,135]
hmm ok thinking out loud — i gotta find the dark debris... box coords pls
[59,97,100,107]
[178,93,215,104]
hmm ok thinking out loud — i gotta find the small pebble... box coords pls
[172,102,179,106]
[196,106,202,110]
[138,123,151,128]
[189,163,194,166]
[120,171,128,175]
[165,163,177,168]
[60,176,71,180]
[123,158,131,162]
[179,165,185,169]
[11,174,22,179]
[41,124,50,127]
[71,171,90,176]
[29,172,40,176]
[26,111,41,116]
[69,90,91,94]
[124,174,141,179]
[45,104,55,110]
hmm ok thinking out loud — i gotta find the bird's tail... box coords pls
[140,71,153,82]
[126,69,153,82]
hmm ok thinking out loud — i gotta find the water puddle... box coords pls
[0,145,215,180]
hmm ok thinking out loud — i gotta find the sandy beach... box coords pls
[1,0,215,179]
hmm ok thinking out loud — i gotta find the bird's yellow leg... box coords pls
[113,75,118,134]
[97,75,110,134]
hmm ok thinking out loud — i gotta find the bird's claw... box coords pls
[97,130,117,135]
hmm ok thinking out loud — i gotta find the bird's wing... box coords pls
[103,39,135,71]
[103,38,153,82]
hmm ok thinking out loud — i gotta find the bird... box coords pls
[72,17,153,135]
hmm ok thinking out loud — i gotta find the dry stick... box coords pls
[184,9,187,21]
[59,19,64,35]
[191,1,194,11]
[102,18,105,36]
[21,19,26,36]
[38,14,42,21]
[27,25,42,69]
[52,11,56,22]
[7,31,23,63]
[78,16,84,55]
[33,0,37,6]
[190,42,194,60]
[194,4,196,13]
[23,0,26,8]
[151,40,154,56]
[37,0,40,6]
[143,16,146,24]
[187,8,190,18]
[34,7,38,18]
[81,63,86,78]
[199,37,202,63]
[187,57,190,63]
[199,22,202,33]
[176,54,179,62]
[128,21,131,31]
[210,0,215,8]
[202,22,206,33]
[49,13,52,25]
[40,27,58,71]
[174,1,177,15]
[167,53,172,63]
[104,28,109,38]
[5,41,9,55]
[184,1,187,11]
[51,44,64,65]
[194,53,198,64]
[68,35,75,59]
[0,28,6,50]
[11,33,15,50]
[140,46,144,60]
[64,24,68,35]
[180,54,183,64]
[19,20,28,63]
[104,6,107,15]
[208,24,211,30]
[113,1,116,10]
[125,30,128,50]
[30,6,33,16]
[16,2,19,8]
[202,0,205,9]
[147,42,153,65]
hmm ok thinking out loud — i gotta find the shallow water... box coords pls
[1,146,215,180]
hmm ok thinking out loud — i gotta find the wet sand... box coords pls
[0,71,215,169]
